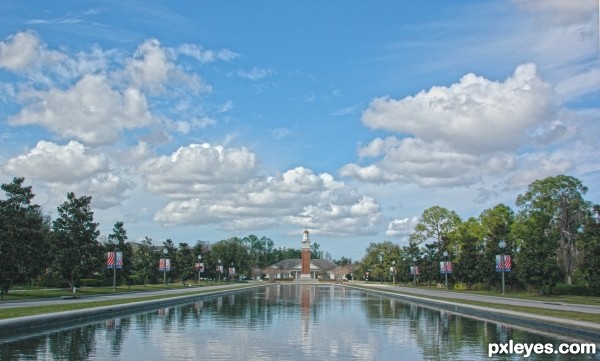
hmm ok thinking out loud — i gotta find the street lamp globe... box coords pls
[499,240,507,249]
[443,251,448,257]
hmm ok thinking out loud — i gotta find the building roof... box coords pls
[272,259,339,271]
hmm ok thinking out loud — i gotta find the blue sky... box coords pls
[1,1,599,261]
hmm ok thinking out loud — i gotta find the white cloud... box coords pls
[361,64,558,154]
[9,74,155,145]
[236,67,274,81]
[2,140,134,209]
[385,216,419,238]
[0,31,41,71]
[341,64,579,188]
[141,143,260,197]
[342,137,515,187]
[511,0,597,27]
[3,140,108,182]
[123,39,205,94]
[177,44,238,63]
[149,158,383,236]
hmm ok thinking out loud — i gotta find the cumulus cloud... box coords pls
[2,140,134,209]
[147,150,384,236]
[342,64,567,187]
[3,140,108,182]
[361,64,557,153]
[2,32,224,146]
[141,143,260,197]
[385,216,419,238]
[122,39,206,94]
[9,74,155,145]
[0,31,42,71]
[342,137,516,187]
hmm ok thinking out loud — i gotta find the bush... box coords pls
[37,273,70,288]
[541,283,598,296]
[80,278,100,287]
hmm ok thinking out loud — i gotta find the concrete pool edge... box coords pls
[0,284,264,341]
[348,284,600,343]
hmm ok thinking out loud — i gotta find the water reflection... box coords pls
[0,284,597,360]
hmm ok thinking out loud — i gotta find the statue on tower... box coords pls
[302,230,310,249]
[300,230,311,279]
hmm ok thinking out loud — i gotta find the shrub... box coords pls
[541,283,598,296]
[80,278,100,287]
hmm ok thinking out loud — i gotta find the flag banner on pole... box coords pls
[495,255,512,272]
[116,252,123,269]
[389,266,396,273]
[159,258,171,271]
[194,262,204,272]
[439,261,453,274]
[229,267,236,275]
[410,266,420,275]
[107,252,115,268]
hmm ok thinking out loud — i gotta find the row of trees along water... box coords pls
[0,177,335,294]
[0,174,599,295]
[360,175,600,295]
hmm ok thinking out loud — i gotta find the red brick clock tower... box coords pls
[300,230,311,279]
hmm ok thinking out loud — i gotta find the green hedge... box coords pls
[541,283,598,296]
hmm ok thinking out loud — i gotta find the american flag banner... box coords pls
[410,266,420,275]
[115,252,123,269]
[194,262,204,272]
[159,258,171,271]
[107,252,115,268]
[439,261,453,274]
[495,255,512,272]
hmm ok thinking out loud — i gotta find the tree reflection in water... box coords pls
[0,285,596,360]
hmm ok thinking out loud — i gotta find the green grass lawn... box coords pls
[2,282,216,301]
[0,283,252,320]
[354,284,600,326]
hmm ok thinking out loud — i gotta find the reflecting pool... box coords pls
[0,284,598,360]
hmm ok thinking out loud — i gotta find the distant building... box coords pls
[269,230,339,280]
[271,258,339,280]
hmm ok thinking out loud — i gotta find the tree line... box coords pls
[0,177,331,294]
[359,175,600,295]
[1,174,599,295]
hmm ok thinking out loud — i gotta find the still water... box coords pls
[0,284,597,360]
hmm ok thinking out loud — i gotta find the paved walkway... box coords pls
[359,284,600,315]
[0,283,251,310]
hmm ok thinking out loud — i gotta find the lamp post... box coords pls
[443,251,449,290]
[197,254,202,285]
[162,248,168,286]
[412,257,417,286]
[499,240,506,295]
[218,259,222,283]
[391,260,396,285]
[230,262,234,282]
[379,253,384,283]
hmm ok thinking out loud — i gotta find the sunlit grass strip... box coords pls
[353,285,600,325]
[438,288,600,306]
[3,283,216,300]
[0,285,252,320]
